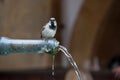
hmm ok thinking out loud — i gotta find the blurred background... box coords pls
[0,0,120,80]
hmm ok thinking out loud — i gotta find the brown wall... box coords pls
[70,0,113,68]
[0,0,53,70]
[93,0,120,68]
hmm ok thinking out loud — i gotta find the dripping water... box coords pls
[52,55,55,80]
[58,45,82,80]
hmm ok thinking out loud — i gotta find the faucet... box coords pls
[0,37,59,55]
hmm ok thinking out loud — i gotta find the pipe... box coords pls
[0,37,59,55]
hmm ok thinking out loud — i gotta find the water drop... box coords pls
[52,55,55,80]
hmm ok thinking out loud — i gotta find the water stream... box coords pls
[58,45,82,80]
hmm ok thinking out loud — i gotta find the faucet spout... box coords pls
[0,37,59,55]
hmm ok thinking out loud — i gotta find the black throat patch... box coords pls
[49,21,56,30]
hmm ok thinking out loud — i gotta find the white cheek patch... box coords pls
[54,21,57,26]
[48,22,51,26]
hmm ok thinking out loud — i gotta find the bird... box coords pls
[40,18,57,39]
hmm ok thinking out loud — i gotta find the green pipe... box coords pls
[0,37,59,55]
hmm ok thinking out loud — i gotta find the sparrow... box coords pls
[41,18,57,39]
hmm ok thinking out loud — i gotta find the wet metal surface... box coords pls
[0,37,59,55]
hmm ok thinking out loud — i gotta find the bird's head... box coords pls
[49,17,57,30]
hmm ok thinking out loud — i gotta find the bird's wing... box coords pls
[40,22,49,38]
[40,25,45,38]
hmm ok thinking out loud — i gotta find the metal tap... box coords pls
[0,37,59,55]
